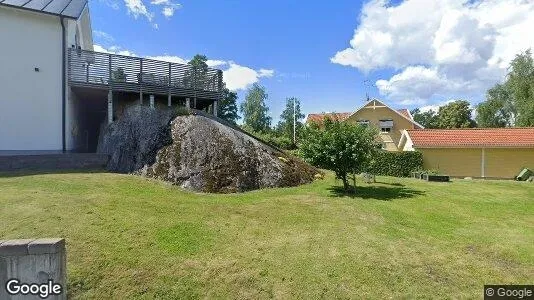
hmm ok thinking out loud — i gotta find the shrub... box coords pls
[175,106,191,116]
[261,133,295,150]
[240,125,296,150]
[299,118,379,190]
[368,151,423,177]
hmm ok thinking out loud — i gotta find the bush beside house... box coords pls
[368,151,423,177]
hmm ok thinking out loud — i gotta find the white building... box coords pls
[0,0,93,152]
[1,2,222,153]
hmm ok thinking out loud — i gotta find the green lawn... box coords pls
[1,171,533,299]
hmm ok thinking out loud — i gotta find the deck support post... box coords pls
[193,98,197,109]
[107,90,113,124]
[213,100,218,117]
[185,98,190,109]
[168,94,172,107]
[139,92,143,105]
[150,95,155,109]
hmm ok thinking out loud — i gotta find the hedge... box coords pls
[368,151,423,177]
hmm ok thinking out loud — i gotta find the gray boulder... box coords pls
[98,106,318,193]
[97,106,175,173]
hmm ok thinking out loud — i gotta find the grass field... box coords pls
[1,171,533,299]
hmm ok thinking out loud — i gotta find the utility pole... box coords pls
[364,80,371,101]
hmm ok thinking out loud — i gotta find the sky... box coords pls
[90,0,534,123]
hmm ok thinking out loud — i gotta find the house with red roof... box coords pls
[399,128,534,178]
[306,99,423,151]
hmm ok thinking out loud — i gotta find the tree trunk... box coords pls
[341,174,350,191]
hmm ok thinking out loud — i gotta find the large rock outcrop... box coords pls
[97,106,318,193]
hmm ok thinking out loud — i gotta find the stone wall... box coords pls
[0,154,109,172]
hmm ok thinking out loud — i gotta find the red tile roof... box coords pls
[306,112,352,124]
[397,109,412,120]
[406,128,534,148]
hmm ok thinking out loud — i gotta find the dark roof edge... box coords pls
[0,2,82,19]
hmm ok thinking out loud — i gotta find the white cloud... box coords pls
[332,0,534,106]
[123,0,154,21]
[101,0,180,24]
[258,69,275,78]
[207,60,228,68]
[223,63,274,91]
[146,55,187,64]
[94,44,137,57]
[162,7,174,17]
[150,0,181,18]
[98,0,120,10]
[419,100,455,113]
[93,30,114,43]
[376,66,467,102]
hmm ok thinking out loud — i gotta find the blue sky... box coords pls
[90,0,534,123]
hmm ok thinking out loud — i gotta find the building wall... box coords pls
[346,101,417,151]
[0,7,63,150]
[419,147,534,178]
[65,8,93,151]
[485,148,534,178]
[419,148,481,177]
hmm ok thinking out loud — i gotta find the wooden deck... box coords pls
[68,49,223,100]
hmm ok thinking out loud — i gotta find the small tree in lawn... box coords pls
[299,119,378,190]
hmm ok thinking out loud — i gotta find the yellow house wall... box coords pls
[419,148,534,178]
[420,148,481,177]
[485,148,534,178]
[346,105,416,151]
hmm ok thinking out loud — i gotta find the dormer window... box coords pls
[379,119,393,133]
[358,120,370,126]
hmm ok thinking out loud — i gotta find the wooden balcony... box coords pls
[68,48,223,101]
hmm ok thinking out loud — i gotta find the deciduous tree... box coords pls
[276,97,305,143]
[218,86,239,124]
[436,100,476,128]
[476,84,514,127]
[299,119,378,190]
[507,49,534,126]
[240,83,272,133]
[410,108,439,128]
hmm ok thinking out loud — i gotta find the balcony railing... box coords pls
[68,48,223,100]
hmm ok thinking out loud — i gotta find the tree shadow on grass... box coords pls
[327,184,425,201]
[375,181,404,187]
